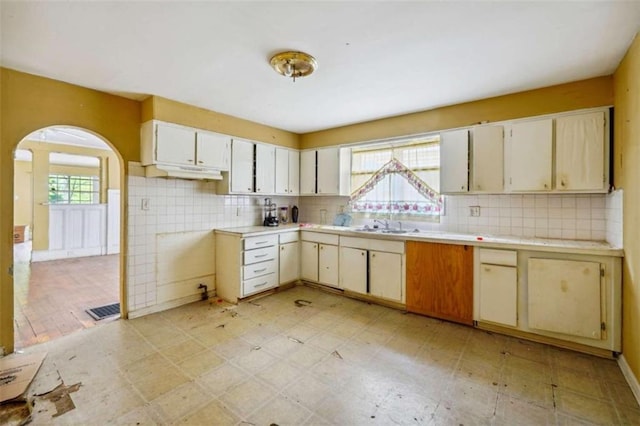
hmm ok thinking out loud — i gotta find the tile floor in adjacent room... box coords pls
[13,242,120,348]
[13,285,640,425]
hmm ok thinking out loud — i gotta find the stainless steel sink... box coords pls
[380,229,408,234]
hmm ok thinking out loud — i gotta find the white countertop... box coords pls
[215,224,623,257]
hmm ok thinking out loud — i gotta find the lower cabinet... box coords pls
[477,248,518,327]
[300,231,339,288]
[338,236,405,303]
[406,241,474,325]
[279,231,300,285]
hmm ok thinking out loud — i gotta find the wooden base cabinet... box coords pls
[406,241,473,325]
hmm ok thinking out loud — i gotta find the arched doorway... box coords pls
[12,126,124,349]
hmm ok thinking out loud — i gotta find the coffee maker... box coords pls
[263,198,279,227]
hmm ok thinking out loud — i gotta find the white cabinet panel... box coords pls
[318,243,339,287]
[528,258,602,340]
[288,150,300,195]
[255,144,275,194]
[508,119,552,191]
[479,264,517,327]
[301,241,319,282]
[196,130,229,170]
[155,122,196,165]
[369,251,402,302]
[280,241,300,284]
[300,151,316,195]
[472,125,503,192]
[317,148,340,194]
[275,148,289,195]
[339,247,367,294]
[440,129,469,193]
[555,111,606,191]
[230,139,254,193]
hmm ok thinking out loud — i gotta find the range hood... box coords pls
[144,163,223,180]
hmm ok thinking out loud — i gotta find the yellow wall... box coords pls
[614,33,640,384]
[13,160,32,228]
[301,76,613,148]
[0,67,141,354]
[143,96,299,149]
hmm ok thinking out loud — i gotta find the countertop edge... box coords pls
[214,225,623,257]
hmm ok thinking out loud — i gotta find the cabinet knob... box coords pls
[248,187,251,191]
[461,185,465,190]
[281,246,284,251]
[198,160,203,164]
[361,252,364,256]
[372,254,376,258]
[544,183,548,189]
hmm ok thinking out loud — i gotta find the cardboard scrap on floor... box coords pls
[0,353,47,403]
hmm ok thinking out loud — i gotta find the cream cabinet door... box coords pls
[528,258,602,340]
[507,119,552,191]
[196,130,229,170]
[339,247,367,294]
[300,241,319,282]
[279,242,300,284]
[300,150,316,195]
[230,139,254,193]
[479,264,517,327]
[555,111,606,191]
[275,148,290,195]
[472,125,504,192]
[440,129,469,193]
[318,244,339,287]
[317,148,339,195]
[155,122,196,165]
[255,144,275,194]
[288,150,300,195]
[369,251,402,302]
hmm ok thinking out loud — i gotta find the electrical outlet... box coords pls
[470,206,481,217]
[141,198,150,211]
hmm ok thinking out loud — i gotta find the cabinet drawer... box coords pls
[301,231,339,245]
[479,248,517,266]
[340,236,404,254]
[244,234,279,250]
[244,245,278,265]
[279,231,299,244]
[243,273,278,296]
[243,259,277,280]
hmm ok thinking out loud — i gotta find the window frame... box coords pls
[48,174,101,205]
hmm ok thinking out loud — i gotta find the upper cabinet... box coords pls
[255,144,275,194]
[506,118,553,192]
[439,107,610,195]
[555,111,606,192]
[275,148,299,195]
[229,138,255,193]
[439,129,469,194]
[300,147,351,196]
[141,120,230,179]
[471,125,504,193]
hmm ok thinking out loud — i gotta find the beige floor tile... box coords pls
[176,349,225,377]
[554,388,620,424]
[233,346,279,373]
[218,378,275,418]
[176,399,240,425]
[375,389,439,424]
[247,394,312,425]
[606,380,640,409]
[286,343,329,369]
[442,377,500,421]
[283,373,333,410]
[507,339,550,364]
[161,337,208,363]
[493,394,555,425]
[307,330,347,352]
[197,362,249,396]
[315,392,382,425]
[150,381,213,423]
[616,403,640,425]
[500,374,555,408]
[133,368,190,402]
[554,368,608,399]
[256,359,303,389]
[430,403,492,426]
[212,336,255,360]
[261,333,309,357]
[110,405,164,425]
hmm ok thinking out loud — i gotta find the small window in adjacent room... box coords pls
[48,174,100,204]
[349,135,443,222]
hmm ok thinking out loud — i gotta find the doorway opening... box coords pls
[13,126,122,349]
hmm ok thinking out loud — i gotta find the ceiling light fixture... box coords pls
[270,51,317,82]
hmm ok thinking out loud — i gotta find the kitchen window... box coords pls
[349,136,443,221]
[48,174,100,205]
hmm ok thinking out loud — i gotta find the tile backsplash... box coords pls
[298,191,623,246]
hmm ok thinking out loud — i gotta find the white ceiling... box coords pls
[2,1,639,134]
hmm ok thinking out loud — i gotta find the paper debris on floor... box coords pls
[0,352,47,403]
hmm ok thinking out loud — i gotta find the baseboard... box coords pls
[32,247,104,262]
[618,354,640,406]
[127,291,215,319]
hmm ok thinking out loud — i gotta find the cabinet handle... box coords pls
[254,282,268,288]
[198,160,204,164]
[320,246,323,250]
[254,254,268,258]
[254,268,267,273]
[187,159,194,162]
[254,241,269,245]
[484,267,491,272]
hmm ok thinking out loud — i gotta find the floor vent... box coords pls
[86,302,120,320]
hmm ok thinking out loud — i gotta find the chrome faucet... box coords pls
[373,219,389,229]
[397,221,402,231]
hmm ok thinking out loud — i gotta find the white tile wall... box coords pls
[299,192,623,246]
[126,175,296,312]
